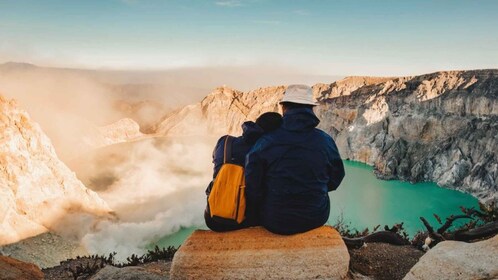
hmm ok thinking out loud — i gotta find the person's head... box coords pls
[256,112,283,133]
[280,102,314,114]
[279,84,317,114]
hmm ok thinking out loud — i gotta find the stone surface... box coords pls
[170,226,349,280]
[0,255,44,280]
[0,232,87,269]
[155,85,285,136]
[156,70,498,205]
[0,95,112,245]
[88,117,146,148]
[90,265,165,280]
[403,235,498,280]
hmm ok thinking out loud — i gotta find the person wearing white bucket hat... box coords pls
[245,84,345,235]
[279,84,318,106]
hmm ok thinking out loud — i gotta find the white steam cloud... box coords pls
[77,136,215,260]
[0,68,121,162]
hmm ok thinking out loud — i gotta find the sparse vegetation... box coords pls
[342,203,498,279]
[335,202,498,250]
[416,202,498,248]
[66,255,109,280]
[44,246,178,280]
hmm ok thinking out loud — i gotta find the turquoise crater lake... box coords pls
[155,160,480,247]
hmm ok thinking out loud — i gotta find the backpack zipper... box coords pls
[234,185,242,221]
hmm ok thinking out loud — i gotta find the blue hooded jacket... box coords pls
[245,107,345,235]
[210,121,264,181]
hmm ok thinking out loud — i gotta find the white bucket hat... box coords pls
[279,84,318,106]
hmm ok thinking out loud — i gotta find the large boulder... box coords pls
[89,118,145,148]
[90,265,165,280]
[404,235,498,280]
[170,226,349,280]
[0,255,44,280]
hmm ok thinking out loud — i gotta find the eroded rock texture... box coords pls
[91,117,145,147]
[0,95,112,245]
[403,235,498,280]
[90,265,165,280]
[169,226,349,280]
[0,255,44,280]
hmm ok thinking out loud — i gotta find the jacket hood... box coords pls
[242,121,264,144]
[282,108,320,132]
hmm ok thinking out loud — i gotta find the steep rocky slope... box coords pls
[0,95,112,245]
[156,70,498,204]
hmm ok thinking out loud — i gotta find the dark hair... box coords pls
[256,112,282,133]
[280,102,314,110]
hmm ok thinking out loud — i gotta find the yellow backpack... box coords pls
[208,136,246,224]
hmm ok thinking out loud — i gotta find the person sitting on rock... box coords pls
[245,85,345,235]
[205,112,283,232]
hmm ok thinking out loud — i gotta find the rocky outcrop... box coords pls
[156,70,498,204]
[90,265,166,280]
[169,226,349,280]
[0,255,44,280]
[0,232,87,268]
[155,86,285,136]
[403,234,498,280]
[0,95,112,245]
[86,118,146,148]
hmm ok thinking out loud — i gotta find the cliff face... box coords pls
[0,95,112,245]
[316,70,498,204]
[156,70,498,204]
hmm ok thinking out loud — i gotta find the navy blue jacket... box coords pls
[245,108,345,235]
[210,121,264,181]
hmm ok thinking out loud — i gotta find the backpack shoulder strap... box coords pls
[223,135,234,164]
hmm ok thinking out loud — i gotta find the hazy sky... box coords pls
[1,0,497,75]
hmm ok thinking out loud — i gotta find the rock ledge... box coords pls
[170,226,349,280]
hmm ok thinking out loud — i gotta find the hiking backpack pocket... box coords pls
[208,163,246,224]
[207,135,246,224]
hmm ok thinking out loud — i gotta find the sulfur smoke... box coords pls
[0,69,121,162]
[0,66,215,259]
[75,136,216,260]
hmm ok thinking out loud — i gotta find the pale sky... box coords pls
[1,0,497,76]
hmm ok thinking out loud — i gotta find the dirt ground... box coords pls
[349,243,425,280]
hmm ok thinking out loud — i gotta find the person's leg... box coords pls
[243,202,260,227]
[244,193,264,228]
